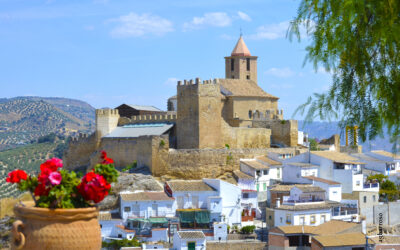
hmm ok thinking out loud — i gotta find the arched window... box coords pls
[248,110,252,119]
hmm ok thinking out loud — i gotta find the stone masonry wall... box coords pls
[221,120,271,148]
[153,148,269,179]
[253,119,298,147]
[63,133,99,171]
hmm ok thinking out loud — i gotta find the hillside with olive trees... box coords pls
[0,97,95,151]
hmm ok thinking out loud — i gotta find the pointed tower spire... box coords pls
[231,36,251,57]
[225,36,258,82]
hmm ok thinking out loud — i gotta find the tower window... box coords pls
[231,59,235,71]
[246,75,250,79]
[246,58,250,71]
[249,110,252,119]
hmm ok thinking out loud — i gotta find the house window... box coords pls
[188,242,196,249]
[333,191,337,194]
[269,215,272,220]
[246,58,250,71]
[363,196,367,203]
[243,193,249,199]
[124,206,131,212]
[321,215,326,223]
[167,204,172,212]
[118,234,122,238]
[263,169,269,175]
[100,224,102,228]
[280,217,283,223]
[132,204,140,217]
[373,195,376,202]
[249,110,252,119]
[256,170,261,176]
[277,169,281,178]
[299,216,305,225]
[356,181,361,186]
[231,59,235,71]
[263,183,267,191]
[286,214,291,224]
[256,183,260,192]
[310,215,316,224]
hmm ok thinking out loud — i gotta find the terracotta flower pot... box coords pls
[11,201,101,250]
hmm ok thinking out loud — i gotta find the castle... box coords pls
[64,36,304,179]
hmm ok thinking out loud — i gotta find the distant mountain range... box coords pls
[0,97,95,150]
[298,121,394,152]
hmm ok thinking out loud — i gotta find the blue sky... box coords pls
[0,0,332,119]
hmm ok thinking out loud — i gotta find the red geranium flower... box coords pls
[34,183,49,196]
[100,150,114,164]
[77,172,111,203]
[6,170,28,183]
[38,157,63,187]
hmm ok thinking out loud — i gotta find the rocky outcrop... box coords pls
[98,173,163,210]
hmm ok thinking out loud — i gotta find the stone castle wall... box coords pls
[63,133,99,171]
[253,119,298,147]
[177,78,222,149]
[95,109,119,138]
[221,120,271,148]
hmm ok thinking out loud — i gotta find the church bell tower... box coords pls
[225,36,258,83]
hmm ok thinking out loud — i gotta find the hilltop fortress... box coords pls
[64,37,306,179]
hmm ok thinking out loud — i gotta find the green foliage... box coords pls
[367,174,387,185]
[225,144,230,149]
[227,225,230,233]
[102,238,141,249]
[290,0,400,150]
[122,161,137,172]
[380,180,398,201]
[240,225,256,234]
[309,138,319,151]
[37,133,57,143]
[159,139,165,147]
[94,163,119,185]
[35,170,86,209]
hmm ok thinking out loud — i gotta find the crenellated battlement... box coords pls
[70,132,93,143]
[177,77,220,87]
[95,109,119,116]
[119,114,177,125]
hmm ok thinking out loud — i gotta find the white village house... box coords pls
[165,179,242,226]
[119,191,175,220]
[267,185,337,228]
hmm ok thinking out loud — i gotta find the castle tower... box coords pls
[176,78,222,149]
[225,36,258,82]
[95,109,120,138]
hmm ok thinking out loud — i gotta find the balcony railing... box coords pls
[363,183,379,189]
[283,196,324,204]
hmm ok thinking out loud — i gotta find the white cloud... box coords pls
[183,12,232,31]
[247,21,289,40]
[164,77,180,86]
[109,13,174,38]
[237,11,251,22]
[265,67,295,78]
